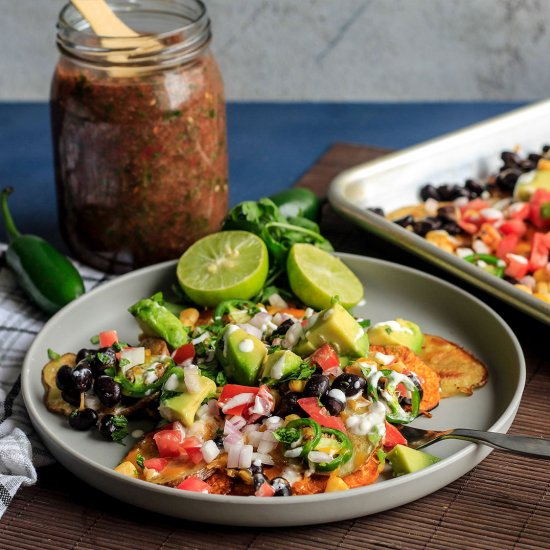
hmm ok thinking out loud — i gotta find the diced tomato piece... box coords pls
[457,219,479,235]
[529,232,549,272]
[496,234,519,260]
[180,436,203,464]
[505,254,529,280]
[172,343,195,364]
[384,421,407,449]
[218,384,259,416]
[499,219,527,238]
[529,189,550,230]
[297,397,347,432]
[176,476,210,493]
[461,198,490,212]
[255,481,275,497]
[506,201,530,220]
[309,344,340,372]
[99,330,118,348]
[153,429,184,458]
[143,457,169,472]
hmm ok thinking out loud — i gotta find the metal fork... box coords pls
[399,426,550,459]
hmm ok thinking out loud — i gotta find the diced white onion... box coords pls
[520,275,536,290]
[238,444,254,469]
[226,443,243,468]
[472,240,491,255]
[224,416,247,434]
[201,440,220,464]
[248,312,272,330]
[324,366,343,378]
[257,438,278,454]
[283,322,303,349]
[183,364,201,394]
[456,247,475,259]
[247,431,264,448]
[172,421,186,439]
[163,373,180,392]
[284,447,303,458]
[272,313,292,326]
[269,293,288,309]
[251,452,275,466]
[238,323,263,340]
[307,451,334,463]
[191,331,210,345]
[424,197,439,215]
[263,416,283,431]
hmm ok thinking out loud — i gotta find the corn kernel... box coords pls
[536,281,550,294]
[179,308,200,327]
[534,293,550,304]
[533,268,550,283]
[114,461,139,478]
[325,477,349,493]
[289,379,306,393]
[284,414,301,423]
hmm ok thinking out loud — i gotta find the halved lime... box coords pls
[177,231,269,307]
[287,243,364,310]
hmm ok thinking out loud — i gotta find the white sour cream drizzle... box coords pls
[372,320,413,334]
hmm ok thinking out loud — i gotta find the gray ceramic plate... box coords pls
[22,254,525,527]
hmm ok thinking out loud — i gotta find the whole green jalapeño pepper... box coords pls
[311,427,353,472]
[269,188,321,222]
[1,187,85,314]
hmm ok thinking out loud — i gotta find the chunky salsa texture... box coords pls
[51,53,228,272]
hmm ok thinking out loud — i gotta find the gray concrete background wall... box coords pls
[1,0,549,101]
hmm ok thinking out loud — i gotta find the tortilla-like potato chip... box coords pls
[41,353,77,416]
[370,344,440,412]
[418,334,488,398]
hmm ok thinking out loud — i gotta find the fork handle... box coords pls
[443,429,550,459]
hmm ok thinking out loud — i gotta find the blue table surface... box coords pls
[0,101,524,251]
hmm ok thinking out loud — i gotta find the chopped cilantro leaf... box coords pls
[47,349,61,361]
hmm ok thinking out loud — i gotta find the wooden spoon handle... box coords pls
[71,0,139,37]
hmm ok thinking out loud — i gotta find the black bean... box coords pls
[250,461,263,476]
[419,184,439,201]
[413,217,441,237]
[88,347,117,377]
[394,214,414,228]
[520,159,537,172]
[271,477,292,497]
[75,348,95,364]
[55,364,74,391]
[437,184,463,201]
[253,473,268,492]
[213,433,225,450]
[442,221,462,236]
[543,145,550,153]
[94,375,122,407]
[61,388,82,407]
[495,168,521,192]
[437,205,457,222]
[504,275,520,285]
[321,395,344,416]
[71,364,93,392]
[304,374,330,398]
[368,207,385,216]
[501,151,522,168]
[270,319,294,340]
[68,408,98,431]
[276,392,303,418]
[464,179,485,196]
[528,153,542,164]
[331,373,366,397]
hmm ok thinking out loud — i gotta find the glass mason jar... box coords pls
[51,0,228,273]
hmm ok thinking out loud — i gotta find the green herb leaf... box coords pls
[385,326,393,335]
[110,415,128,442]
[47,348,61,361]
[358,319,371,329]
[136,453,145,469]
[90,334,100,345]
[273,426,301,445]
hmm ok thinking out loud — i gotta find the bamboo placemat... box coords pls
[2,143,550,550]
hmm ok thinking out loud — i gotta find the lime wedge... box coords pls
[287,243,364,310]
[177,231,269,307]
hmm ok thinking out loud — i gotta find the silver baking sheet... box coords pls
[328,100,550,325]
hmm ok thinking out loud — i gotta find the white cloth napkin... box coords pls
[0,245,112,518]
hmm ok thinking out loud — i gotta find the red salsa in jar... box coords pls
[51,0,228,272]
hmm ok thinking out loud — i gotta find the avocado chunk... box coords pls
[293,303,369,358]
[386,444,440,476]
[158,375,216,427]
[368,318,424,354]
[128,297,188,349]
[217,325,267,386]
[260,349,303,382]
[514,169,550,201]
